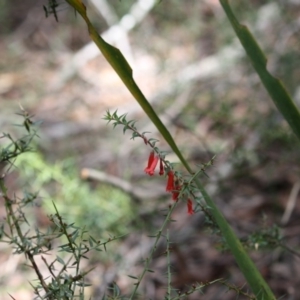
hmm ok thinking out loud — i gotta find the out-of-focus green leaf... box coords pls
[220,0,300,142]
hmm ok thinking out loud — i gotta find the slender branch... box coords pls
[0,190,50,296]
[129,202,178,300]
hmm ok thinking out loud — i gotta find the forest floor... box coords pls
[1,1,300,299]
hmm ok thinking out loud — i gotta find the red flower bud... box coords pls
[166,171,175,192]
[187,199,194,215]
[172,185,181,201]
[159,158,164,176]
[144,151,159,176]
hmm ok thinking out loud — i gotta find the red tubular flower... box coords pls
[145,151,154,170]
[166,171,175,192]
[159,158,164,176]
[144,151,159,176]
[187,199,194,215]
[172,185,181,201]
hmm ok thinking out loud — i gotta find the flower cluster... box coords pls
[104,110,195,215]
[144,152,194,215]
[144,151,163,176]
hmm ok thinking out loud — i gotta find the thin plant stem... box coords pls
[166,230,172,299]
[129,202,178,300]
[0,184,51,297]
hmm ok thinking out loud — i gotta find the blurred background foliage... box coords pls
[15,151,134,236]
[1,0,300,299]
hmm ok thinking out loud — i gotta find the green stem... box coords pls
[129,203,178,300]
[194,178,275,298]
[166,230,171,299]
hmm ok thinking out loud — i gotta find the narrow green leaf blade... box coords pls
[220,0,300,142]
[65,0,192,173]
